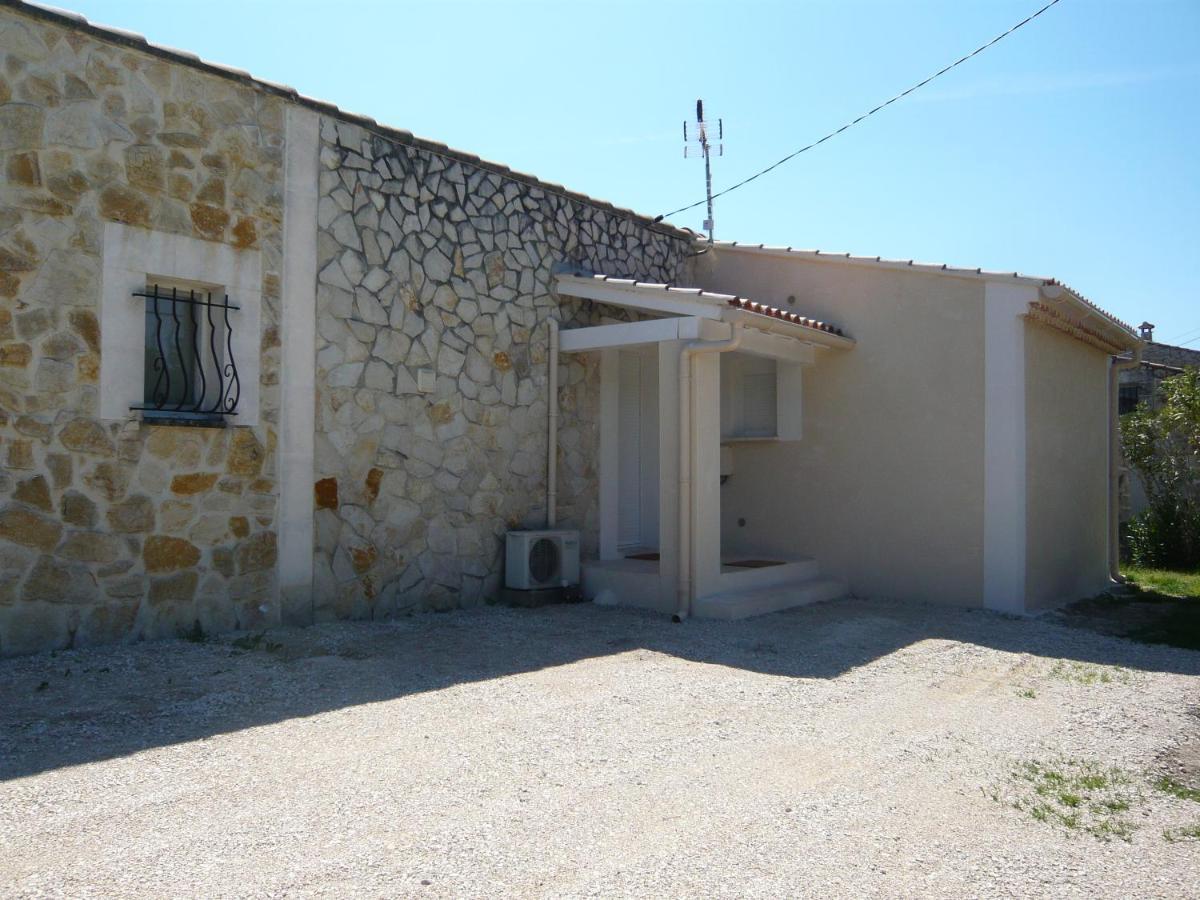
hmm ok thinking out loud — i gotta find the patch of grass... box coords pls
[1120,568,1200,650]
[1163,823,1200,843]
[1047,660,1131,686]
[997,758,1141,842]
[1016,687,1037,699]
[1154,775,1200,803]
[1123,567,1200,599]
[230,631,283,653]
[1055,568,1200,650]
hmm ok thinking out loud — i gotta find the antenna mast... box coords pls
[683,99,723,242]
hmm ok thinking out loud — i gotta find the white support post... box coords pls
[598,349,620,560]
[983,282,1034,614]
[657,340,682,607]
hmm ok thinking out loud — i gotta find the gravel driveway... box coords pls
[1,597,1198,898]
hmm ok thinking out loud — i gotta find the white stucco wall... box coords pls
[1023,320,1112,610]
[695,248,988,606]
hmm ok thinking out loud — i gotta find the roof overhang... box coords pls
[554,272,854,350]
[1029,284,1141,355]
[711,241,1140,354]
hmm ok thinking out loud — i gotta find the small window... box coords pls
[133,280,241,423]
[1118,384,1140,416]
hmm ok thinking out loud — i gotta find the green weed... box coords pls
[998,758,1140,842]
[1154,775,1200,804]
[1047,660,1131,686]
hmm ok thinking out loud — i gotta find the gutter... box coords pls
[547,319,559,529]
[1108,344,1143,582]
[674,321,744,622]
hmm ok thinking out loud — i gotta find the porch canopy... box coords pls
[552,270,855,619]
[553,272,854,359]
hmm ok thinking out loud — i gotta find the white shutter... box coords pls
[740,355,777,436]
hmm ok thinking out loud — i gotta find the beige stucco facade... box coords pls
[684,246,1137,613]
[1024,320,1111,610]
[694,248,988,606]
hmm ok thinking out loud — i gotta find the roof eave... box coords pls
[1,0,692,243]
[711,241,1139,352]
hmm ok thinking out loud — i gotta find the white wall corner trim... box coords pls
[278,106,320,625]
[983,281,1033,613]
[99,222,262,424]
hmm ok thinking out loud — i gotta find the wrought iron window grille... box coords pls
[131,283,240,423]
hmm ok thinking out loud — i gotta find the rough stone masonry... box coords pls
[309,117,686,620]
[0,2,692,655]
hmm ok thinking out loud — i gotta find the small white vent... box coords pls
[505,530,580,590]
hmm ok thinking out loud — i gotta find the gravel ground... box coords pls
[1,597,1198,898]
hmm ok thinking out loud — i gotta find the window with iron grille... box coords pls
[132,281,241,423]
[1118,384,1140,416]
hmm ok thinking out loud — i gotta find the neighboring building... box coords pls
[1116,322,1200,522]
[0,1,1141,656]
[1117,322,1200,415]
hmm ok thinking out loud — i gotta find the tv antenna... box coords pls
[683,99,723,242]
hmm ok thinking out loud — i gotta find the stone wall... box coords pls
[1118,343,1200,413]
[312,117,689,619]
[0,10,284,654]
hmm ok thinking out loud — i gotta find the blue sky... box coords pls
[64,0,1200,342]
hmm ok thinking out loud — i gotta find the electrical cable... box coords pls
[655,0,1065,222]
[1163,324,1200,344]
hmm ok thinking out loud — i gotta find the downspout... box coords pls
[674,321,744,622]
[547,318,559,529]
[1108,342,1142,582]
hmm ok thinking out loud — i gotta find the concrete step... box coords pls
[716,557,819,591]
[692,577,848,620]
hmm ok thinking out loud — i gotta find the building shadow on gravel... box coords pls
[1,596,1197,781]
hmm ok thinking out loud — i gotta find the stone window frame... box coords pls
[100,222,261,426]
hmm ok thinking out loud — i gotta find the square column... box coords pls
[691,351,724,598]
[656,340,682,608]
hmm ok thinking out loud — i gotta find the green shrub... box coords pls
[1125,506,1197,570]
[1121,368,1200,571]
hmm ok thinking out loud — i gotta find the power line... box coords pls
[654,0,1065,223]
[1164,324,1200,344]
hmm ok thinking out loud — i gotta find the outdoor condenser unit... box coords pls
[505,530,580,590]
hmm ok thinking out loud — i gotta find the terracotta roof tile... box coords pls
[725,297,843,335]
[563,272,847,339]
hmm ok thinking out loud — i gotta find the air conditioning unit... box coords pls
[505,530,580,590]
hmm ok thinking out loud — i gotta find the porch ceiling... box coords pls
[554,272,853,349]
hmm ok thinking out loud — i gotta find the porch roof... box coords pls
[555,272,852,347]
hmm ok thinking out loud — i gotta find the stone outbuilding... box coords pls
[0,1,1142,655]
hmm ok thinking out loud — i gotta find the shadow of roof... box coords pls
[2,597,1197,782]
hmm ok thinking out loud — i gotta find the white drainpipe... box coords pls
[1108,342,1142,582]
[675,321,744,622]
[547,318,559,529]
